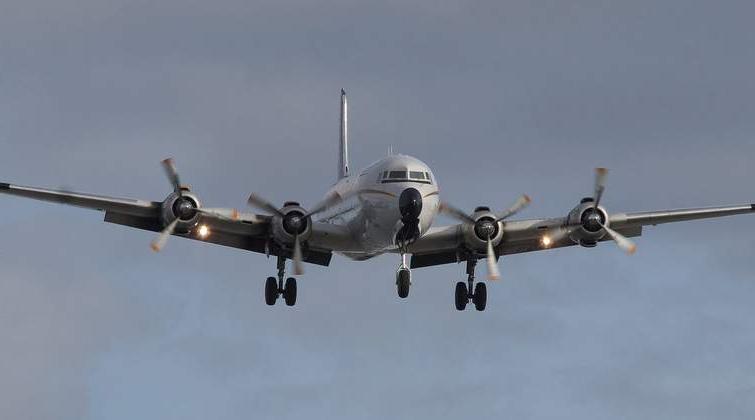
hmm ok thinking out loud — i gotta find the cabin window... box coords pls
[410,171,424,180]
[389,170,407,179]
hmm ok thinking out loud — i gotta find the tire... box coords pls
[455,282,468,311]
[284,277,297,306]
[265,277,278,306]
[396,269,411,298]
[473,282,487,311]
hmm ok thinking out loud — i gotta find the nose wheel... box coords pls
[265,256,298,306]
[455,258,487,311]
[395,253,411,298]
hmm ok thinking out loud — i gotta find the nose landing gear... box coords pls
[396,253,411,298]
[265,255,298,306]
[455,258,487,311]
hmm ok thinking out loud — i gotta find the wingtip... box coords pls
[341,88,346,95]
[0,182,9,190]
[150,243,161,252]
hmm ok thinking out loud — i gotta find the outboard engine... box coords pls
[160,189,202,234]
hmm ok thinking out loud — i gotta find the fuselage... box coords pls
[317,154,440,258]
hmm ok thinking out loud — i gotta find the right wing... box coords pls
[408,203,755,268]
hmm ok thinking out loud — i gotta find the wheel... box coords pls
[265,277,278,305]
[455,282,468,311]
[284,277,297,306]
[396,269,411,298]
[473,282,487,311]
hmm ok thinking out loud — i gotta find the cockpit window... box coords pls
[381,169,433,184]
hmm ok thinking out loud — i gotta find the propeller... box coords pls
[151,219,179,252]
[440,194,531,280]
[542,168,636,255]
[246,191,346,275]
[593,167,608,210]
[151,158,242,252]
[602,223,637,255]
[292,234,304,275]
[248,193,284,217]
[161,158,182,195]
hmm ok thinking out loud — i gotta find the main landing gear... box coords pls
[455,258,487,311]
[265,255,297,306]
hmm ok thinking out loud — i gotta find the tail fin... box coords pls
[338,89,349,179]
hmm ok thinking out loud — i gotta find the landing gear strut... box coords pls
[265,255,297,306]
[455,258,487,311]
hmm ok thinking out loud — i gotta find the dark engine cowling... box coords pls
[566,198,609,246]
[461,206,504,251]
[160,190,202,233]
[270,202,312,245]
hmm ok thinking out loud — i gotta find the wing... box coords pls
[409,203,755,268]
[0,182,335,266]
[0,182,160,216]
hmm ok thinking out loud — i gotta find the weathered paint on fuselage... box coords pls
[316,154,440,258]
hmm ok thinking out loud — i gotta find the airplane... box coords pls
[2,89,754,311]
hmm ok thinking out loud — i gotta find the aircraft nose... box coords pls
[399,187,423,221]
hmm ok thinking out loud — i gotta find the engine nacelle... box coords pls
[160,189,202,234]
[565,197,609,246]
[270,201,312,245]
[461,206,505,251]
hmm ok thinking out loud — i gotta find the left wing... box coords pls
[409,203,755,268]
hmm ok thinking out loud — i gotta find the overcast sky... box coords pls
[1,1,755,419]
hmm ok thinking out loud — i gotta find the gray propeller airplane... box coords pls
[2,90,754,311]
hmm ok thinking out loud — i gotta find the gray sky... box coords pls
[1,1,755,419]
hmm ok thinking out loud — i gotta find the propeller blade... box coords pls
[150,219,179,252]
[247,193,284,217]
[602,224,637,255]
[196,207,241,221]
[304,192,343,218]
[593,167,608,209]
[439,202,476,224]
[161,158,182,194]
[292,234,304,275]
[496,194,532,221]
[486,236,500,280]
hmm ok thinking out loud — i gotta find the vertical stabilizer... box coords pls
[338,89,349,179]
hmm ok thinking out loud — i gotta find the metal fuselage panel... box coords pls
[316,154,440,257]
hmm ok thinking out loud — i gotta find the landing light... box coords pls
[541,235,552,248]
[198,225,210,238]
